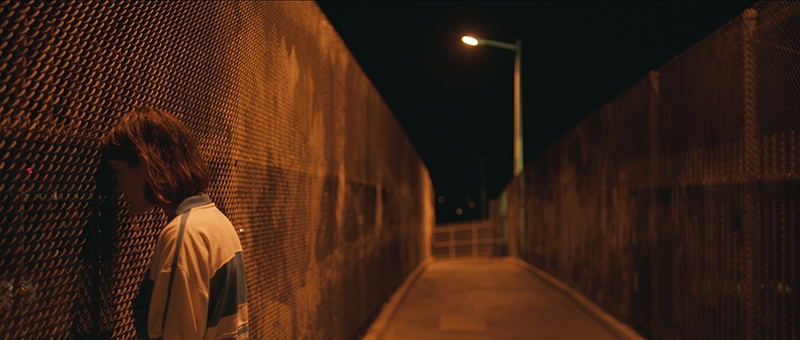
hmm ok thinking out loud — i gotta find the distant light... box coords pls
[437,196,445,203]
[462,36,479,46]
[456,208,463,215]
[468,201,476,209]
[26,167,33,174]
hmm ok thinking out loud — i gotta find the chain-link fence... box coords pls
[496,2,799,339]
[0,2,434,339]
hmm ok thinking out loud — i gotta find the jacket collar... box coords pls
[170,194,212,220]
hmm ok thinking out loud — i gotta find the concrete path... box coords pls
[377,258,622,340]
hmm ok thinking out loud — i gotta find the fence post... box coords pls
[450,228,455,259]
[473,224,478,257]
[741,8,761,340]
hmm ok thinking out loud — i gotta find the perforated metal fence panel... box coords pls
[497,2,800,339]
[0,2,434,339]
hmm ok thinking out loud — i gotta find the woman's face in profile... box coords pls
[109,159,154,214]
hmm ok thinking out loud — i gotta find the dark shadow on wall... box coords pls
[71,159,116,339]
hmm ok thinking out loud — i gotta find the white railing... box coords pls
[432,220,503,259]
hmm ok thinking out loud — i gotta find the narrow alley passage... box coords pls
[373,259,633,340]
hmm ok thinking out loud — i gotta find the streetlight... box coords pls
[461,35,523,176]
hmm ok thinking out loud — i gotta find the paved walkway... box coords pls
[377,259,622,340]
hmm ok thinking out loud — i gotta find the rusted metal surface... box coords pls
[495,2,800,339]
[0,2,434,339]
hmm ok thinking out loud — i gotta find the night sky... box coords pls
[316,1,757,223]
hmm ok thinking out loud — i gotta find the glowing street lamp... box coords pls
[462,35,523,176]
[461,36,479,46]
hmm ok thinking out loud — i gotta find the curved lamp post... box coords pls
[462,35,523,177]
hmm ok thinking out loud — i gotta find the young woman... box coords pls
[103,106,248,340]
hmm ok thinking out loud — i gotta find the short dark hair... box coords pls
[102,106,209,205]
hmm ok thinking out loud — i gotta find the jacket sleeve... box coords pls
[148,266,209,340]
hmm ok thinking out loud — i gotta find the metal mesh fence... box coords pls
[0,2,434,339]
[498,2,800,339]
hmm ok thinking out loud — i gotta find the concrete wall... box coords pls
[0,2,434,339]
